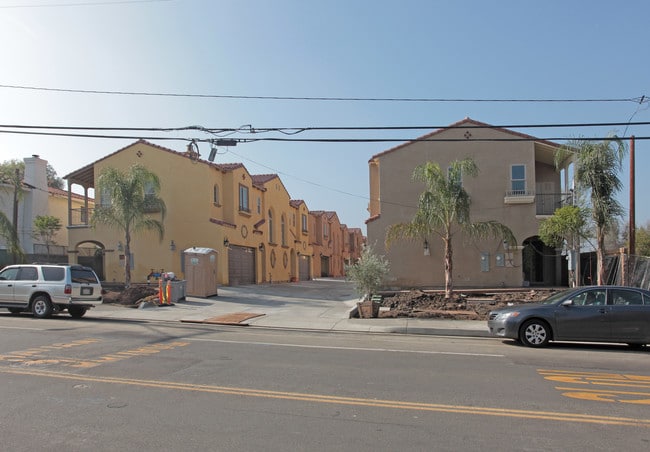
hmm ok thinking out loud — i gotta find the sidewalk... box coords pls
[89,280,491,338]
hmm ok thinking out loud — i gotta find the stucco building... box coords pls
[366,118,571,289]
[0,155,85,264]
[64,140,364,285]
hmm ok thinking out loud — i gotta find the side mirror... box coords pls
[561,300,573,307]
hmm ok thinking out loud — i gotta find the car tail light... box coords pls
[64,284,72,295]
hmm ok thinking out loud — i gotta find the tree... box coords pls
[539,205,589,287]
[386,158,516,298]
[33,215,62,256]
[92,164,166,287]
[345,244,390,300]
[633,223,650,257]
[555,136,626,285]
[539,205,589,249]
[0,159,64,189]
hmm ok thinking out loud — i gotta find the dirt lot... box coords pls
[377,289,559,320]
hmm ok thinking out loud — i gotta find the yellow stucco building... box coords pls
[64,140,364,285]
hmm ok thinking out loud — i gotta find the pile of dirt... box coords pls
[377,289,558,320]
[102,285,159,306]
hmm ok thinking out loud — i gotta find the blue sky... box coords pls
[1,0,648,235]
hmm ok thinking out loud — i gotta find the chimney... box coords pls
[24,155,48,191]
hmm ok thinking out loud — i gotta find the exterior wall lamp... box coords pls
[170,240,176,251]
[117,241,123,252]
[259,243,265,252]
[423,239,430,256]
[223,238,230,248]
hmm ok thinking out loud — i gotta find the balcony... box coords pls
[504,191,572,216]
[69,207,93,227]
[536,192,572,216]
[504,189,535,205]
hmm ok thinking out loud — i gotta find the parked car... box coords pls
[0,264,103,318]
[487,286,650,348]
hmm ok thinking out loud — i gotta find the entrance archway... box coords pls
[75,241,105,281]
[521,236,564,286]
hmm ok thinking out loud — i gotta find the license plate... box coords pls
[81,287,93,295]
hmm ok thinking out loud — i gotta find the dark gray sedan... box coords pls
[487,286,650,347]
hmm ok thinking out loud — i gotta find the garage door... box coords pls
[299,255,310,281]
[228,245,256,286]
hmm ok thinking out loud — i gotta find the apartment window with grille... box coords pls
[239,185,250,212]
[301,214,308,233]
[268,209,274,243]
[511,165,526,194]
[281,215,287,246]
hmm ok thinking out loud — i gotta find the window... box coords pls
[301,214,308,233]
[239,185,249,212]
[268,209,274,243]
[17,266,38,281]
[281,214,286,246]
[99,189,111,208]
[447,165,462,187]
[257,197,261,214]
[323,222,329,237]
[42,267,65,281]
[511,165,526,194]
[213,184,220,205]
[143,181,161,212]
[611,289,644,306]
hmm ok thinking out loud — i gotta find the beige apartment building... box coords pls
[64,140,364,285]
[367,118,571,289]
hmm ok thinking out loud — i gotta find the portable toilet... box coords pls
[184,247,218,297]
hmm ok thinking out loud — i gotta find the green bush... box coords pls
[345,245,390,300]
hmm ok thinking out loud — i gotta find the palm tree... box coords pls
[555,135,626,285]
[92,164,166,287]
[0,210,23,263]
[386,158,516,298]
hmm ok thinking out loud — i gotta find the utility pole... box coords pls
[629,135,636,256]
[11,168,20,264]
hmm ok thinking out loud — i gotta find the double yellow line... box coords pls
[3,366,650,428]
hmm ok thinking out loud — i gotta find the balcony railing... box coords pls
[535,193,572,215]
[70,207,93,227]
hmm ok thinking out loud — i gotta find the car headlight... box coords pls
[498,311,520,320]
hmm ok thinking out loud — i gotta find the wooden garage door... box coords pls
[228,245,256,286]
[299,255,310,281]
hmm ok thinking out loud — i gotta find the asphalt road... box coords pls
[1,314,649,451]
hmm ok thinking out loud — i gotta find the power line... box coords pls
[3,120,650,133]
[0,84,646,104]
[2,128,650,143]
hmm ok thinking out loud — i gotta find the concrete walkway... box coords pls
[90,278,491,337]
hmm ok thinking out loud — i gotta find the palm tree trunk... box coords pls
[596,227,605,285]
[124,231,132,288]
[444,236,453,298]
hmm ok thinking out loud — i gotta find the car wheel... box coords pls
[68,306,87,319]
[520,319,551,347]
[32,296,53,319]
[8,308,23,315]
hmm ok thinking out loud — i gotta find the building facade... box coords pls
[367,118,571,290]
[64,140,364,285]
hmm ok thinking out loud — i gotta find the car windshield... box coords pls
[540,289,577,305]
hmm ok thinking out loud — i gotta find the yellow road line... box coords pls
[2,366,650,427]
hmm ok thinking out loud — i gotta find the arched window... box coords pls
[268,209,274,243]
[281,214,286,246]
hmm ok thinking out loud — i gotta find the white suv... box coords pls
[0,264,103,318]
